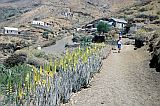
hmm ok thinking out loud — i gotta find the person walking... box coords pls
[117,39,122,53]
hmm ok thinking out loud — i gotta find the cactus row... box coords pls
[0,43,111,106]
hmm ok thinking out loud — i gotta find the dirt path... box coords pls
[62,45,160,106]
[42,35,73,55]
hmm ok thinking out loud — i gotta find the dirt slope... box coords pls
[62,45,160,106]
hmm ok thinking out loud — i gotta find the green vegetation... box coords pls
[125,11,134,15]
[97,21,110,35]
[138,7,148,12]
[157,11,160,15]
[4,53,27,67]
[33,51,49,60]
[0,44,108,105]
[72,34,93,44]
[42,31,49,39]
[136,29,147,37]
[0,64,32,105]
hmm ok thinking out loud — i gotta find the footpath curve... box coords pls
[62,45,160,106]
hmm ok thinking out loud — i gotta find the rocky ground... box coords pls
[62,44,160,106]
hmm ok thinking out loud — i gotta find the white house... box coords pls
[4,27,19,35]
[32,20,51,27]
[110,18,127,29]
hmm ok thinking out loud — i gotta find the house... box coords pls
[109,18,127,29]
[31,20,52,31]
[84,17,109,28]
[3,27,19,35]
[32,20,51,27]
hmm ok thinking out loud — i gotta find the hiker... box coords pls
[117,39,122,53]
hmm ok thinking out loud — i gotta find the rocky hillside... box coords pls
[0,0,135,29]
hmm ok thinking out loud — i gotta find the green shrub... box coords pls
[4,53,27,67]
[42,39,56,47]
[157,11,160,15]
[136,29,147,38]
[125,11,134,15]
[139,7,148,12]
[42,31,49,39]
[34,51,49,60]
[97,21,110,34]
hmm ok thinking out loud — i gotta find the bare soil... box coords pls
[62,45,160,106]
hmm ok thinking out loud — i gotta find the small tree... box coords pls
[42,31,49,39]
[97,21,110,35]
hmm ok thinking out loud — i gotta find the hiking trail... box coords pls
[62,45,160,106]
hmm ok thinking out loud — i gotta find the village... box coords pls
[0,16,135,54]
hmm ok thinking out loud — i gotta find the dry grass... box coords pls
[0,35,25,44]
[116,0,160,20]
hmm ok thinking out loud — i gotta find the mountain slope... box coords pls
[0,0,135,28]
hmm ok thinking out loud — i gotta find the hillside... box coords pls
[0,0,135,28]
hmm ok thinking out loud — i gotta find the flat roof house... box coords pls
[4,27,19,35]
[110,18,127,29]
[31,20,52,31]
[32,20,51,27]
